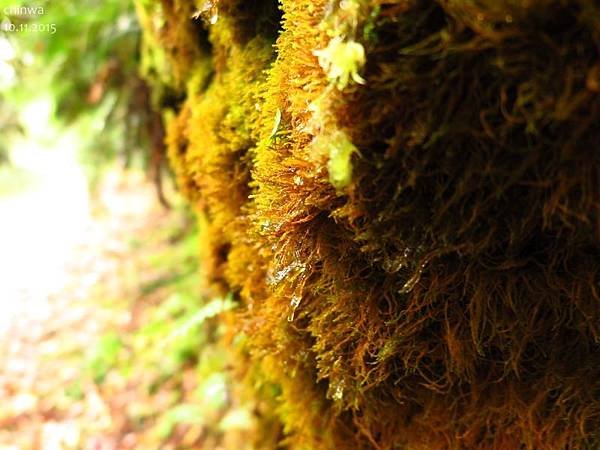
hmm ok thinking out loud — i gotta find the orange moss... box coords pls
[139,0,600,448]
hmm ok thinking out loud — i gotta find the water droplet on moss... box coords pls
[267,261,306,287]
[268,264,294,286]
[332,380,345,401]
[398,256,431,294]
[260,219,271,233]
[382,255,404,273]
[260,219,281,235]
[287,293,302,322]
[398,269,422,294]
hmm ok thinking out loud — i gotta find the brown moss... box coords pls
[139,0,600,448]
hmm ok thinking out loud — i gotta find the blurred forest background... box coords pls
[0,1,250,449]
[2,0,600,448]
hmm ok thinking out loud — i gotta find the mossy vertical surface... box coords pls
[137,1,600,448]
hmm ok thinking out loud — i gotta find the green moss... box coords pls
[324,130,359,189]
[314,37,366,90]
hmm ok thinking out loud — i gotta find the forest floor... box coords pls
[0,155,246,449]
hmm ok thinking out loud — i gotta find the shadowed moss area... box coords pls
[136,0,600,448]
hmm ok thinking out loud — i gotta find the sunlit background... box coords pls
[0,2,251,449]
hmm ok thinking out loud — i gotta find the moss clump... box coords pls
[138,0,600,448]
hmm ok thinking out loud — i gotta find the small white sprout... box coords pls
[314,37,366,90]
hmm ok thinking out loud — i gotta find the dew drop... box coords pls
[382,255,404,273]
[267,261,306,287]
[287,293,302,322]
[268,264,294,286]
[398,270,420,293]
[332,381,345,401]
[260,219,271,233]
[398,259,429,294]
[260,219,282,235]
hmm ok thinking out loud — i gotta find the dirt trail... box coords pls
[0,160,175,450]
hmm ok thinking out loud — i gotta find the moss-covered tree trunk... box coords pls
[135,1,600,448]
